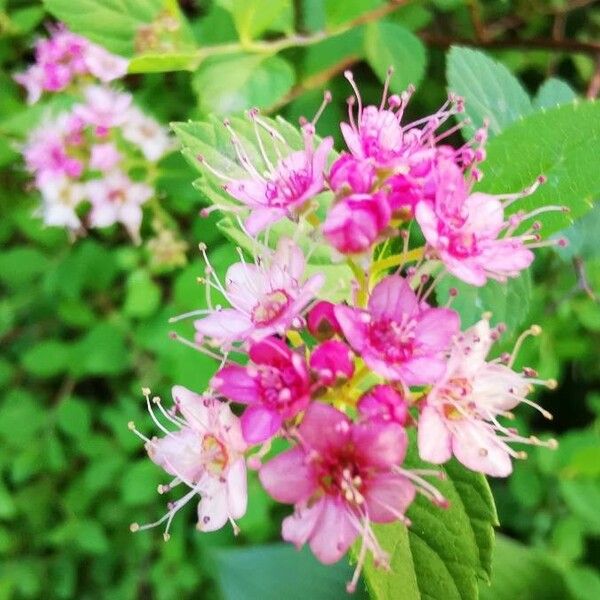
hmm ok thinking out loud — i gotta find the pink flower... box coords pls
[322,192,391,255]
[193,238,324,344]
[309,340,354,387]
[75,85,132,130]
[122,107,172,161]
[87,170,152,241]
[89,142,122,172]
[328,153,376,195]
[200,111,333,234]
[37,176,85,230]
[415,163,553,286]
[130,386,247,537]
[13,65,45,104]
[358,384,409,426]
[213,337,310,444]
[335,275,460,385]
[84,42,128,82]
[306,300,341,340]
[418,319,557,477]
[259,403,442,591]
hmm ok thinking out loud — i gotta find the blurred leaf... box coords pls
[324,0,384,27]
[71,323,130,377]
[361,453,497,599]
[128,51,198,73]
[479,534,572,599]
[0,390,45,448]
[217,0,293,42]
[120,460,163,505]
[477,102,600,235]
[560,479,600,534]
[0,247,48,289]
[8,6,45,34]
[21,340,71,378]
[124,269,161,319]
[302,28,364,79]
[447,46,532,137]
[56,397,91,440]
[551,516,585,563]
[557,202,600,261]
[534,78,577,110]
[436,271,531,331]
[212,543,367,599]
[564,566,600,600]
[193,53,295,115]
[364,22,427,93]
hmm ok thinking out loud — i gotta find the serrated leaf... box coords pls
[447,46,532,137]
[476,101,600,235]
[217,0,293,43]
[534,78,577,110]
[193,53,295,115]
[364,22,427,92]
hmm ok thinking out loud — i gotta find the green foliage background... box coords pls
[0,1,599,598]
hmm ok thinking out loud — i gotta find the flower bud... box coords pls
[309,340,354,387]
[358,384,409,425]
[307,301,341,340]
[328,153,375,194]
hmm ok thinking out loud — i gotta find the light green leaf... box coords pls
[557,203,600,260]
[446,46,532,137]
[217,0,292,42]
[124,269,161,319]
[128,51,198,73]
[361,451,497,599]
[56,397,92,440]
[193,53,295,115]
[476,101,600,235]
[364,22,427,92]
[21,340,72,379]
[324,0,385,28]
[534,77,577,110]
[479,534,572,600]
[71,323,130,377]
[436,271,532,331]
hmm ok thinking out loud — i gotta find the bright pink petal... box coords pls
[363,473,416,523]
[399,356,447,386]
[368,276,419,320]
[352,422,407,468]
[213,366,259,405]
[298,403,351,454]
[259,447,316,504]
[241,405,282,444]
[414,308,460,351]
[334,305,368,353]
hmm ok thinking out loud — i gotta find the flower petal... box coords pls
[259,446,316,504]
[241,405,282,444]
[418,406,452,464]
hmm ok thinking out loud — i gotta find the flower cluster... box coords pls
[131,70,563,592]
[14,24,128,104]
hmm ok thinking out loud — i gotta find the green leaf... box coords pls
[193,53,295,115]
[324,0,385,28]
[534,78,577,110]
[71,323,130,377]
[364,22,427,93]
[212,543,367,599]
[217,0,293,42]
[124,269,161,319]
[0,248,48,289]
[361,452,497,599]
[0,390,45,447]
[476,102,600,235]
[21,340,72,379]
[479,534,572,600]
[128,51,198,73]
[436,271,532,331]
[446,46,532,137]
[56,397,91,440]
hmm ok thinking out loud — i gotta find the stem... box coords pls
[370,246,425,277]
[346,258,369,308]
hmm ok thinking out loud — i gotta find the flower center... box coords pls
[314,448,366,505]
[368,317,417,363]
[108,188,126,204]
[448,231,479,258]
[201,434,228,475]
[266,169,311,207]
[441,377,473,420]
[251,289,291,326]
[256,364,303,410]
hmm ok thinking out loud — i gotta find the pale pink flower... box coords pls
[122,107,172,161]
[192,238,324,344]
[75,85,132,131]
[37,176,85,230]
[84,42,128,82]
[13,65,45,104]
[213,337,310,444]
[259,403,445,592]
[418,319,557,477]
[199,109,333,234]
[130,386,247,537]
[358,384,409,426]
[89,142,122,172]
[322,191,391,255]
[87,170,152,241]
[335,275,460,385]
[309,340,354,387]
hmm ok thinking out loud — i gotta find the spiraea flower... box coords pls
[418,318,557,476]
[190,237,324,345]
[198,103,333,235]
[129,386,247,537]
[358,384,409,426]
[335,275,460,385]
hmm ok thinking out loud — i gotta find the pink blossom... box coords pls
[322,192,391,255]
[89,142,122,172]
[213,337,310,444]
[75,85,132,131]
[130,386,247,537]
[358,385,409,426]
[84,42,129,82]
[328,153,376,195]
[13,65,45,104]
[418,319,557,477]
[259,403,442,591]
[306,300,341,340]
[87,170,152,241]
[122,107,172,161]
[415,166,548,286]
[335,275,460,385]
[37,176,85,230]
[199,111,333,234]
[193,238,324,344]
[309,340,354,387]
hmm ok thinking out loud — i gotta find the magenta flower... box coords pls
[335,275,460,385]
[306,300,342,340]
[200,111,333,234]
[259,403,444,591]
[130,386,247,537]
[193,238,324,344]
[328,153,376,195]
[309,340,355,387]
[358,384,409,426]
[322,192,391,255]
[418,319,557,477]
[213,337,310,444]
